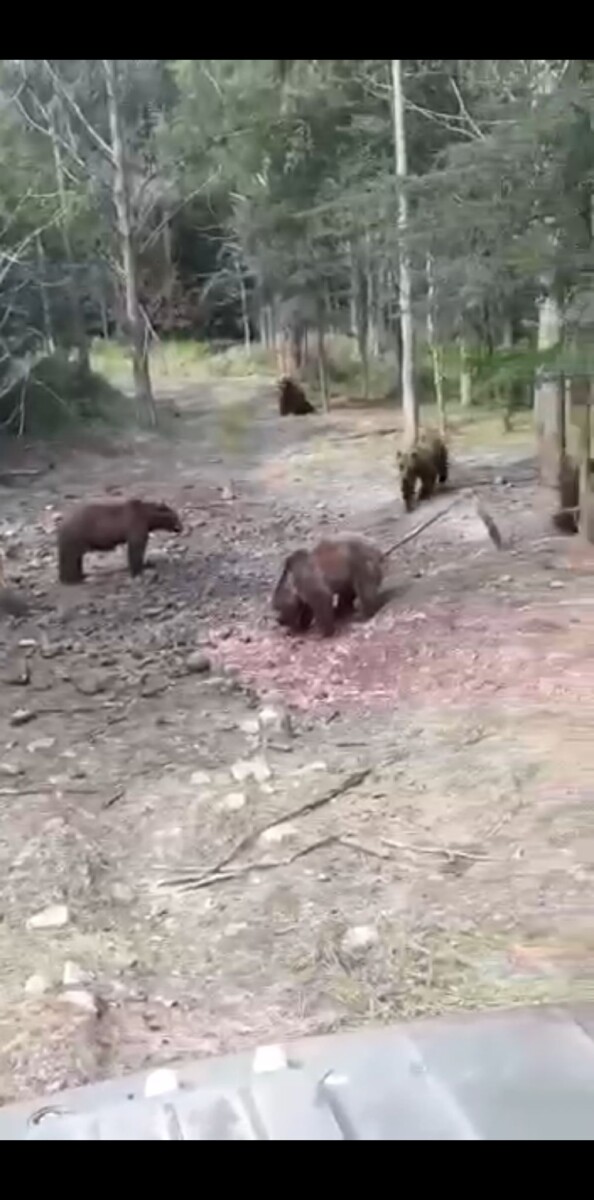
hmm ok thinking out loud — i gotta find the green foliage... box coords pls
[2,56,594,439]
[0,354,129,437]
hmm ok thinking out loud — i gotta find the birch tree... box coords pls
[103,59,156,426]
[391,60,417,441]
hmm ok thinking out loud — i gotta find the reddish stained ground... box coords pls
[209,597,594,714]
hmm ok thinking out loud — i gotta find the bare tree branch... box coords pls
[43,60,115,164]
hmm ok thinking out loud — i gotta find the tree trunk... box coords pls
[99,269,110,342]
[425,253,445,434]
[316,302,329,413]
[391,59,417,441]
[36,234,55,355]
[534,292,563,486]
[161,212,175,330]
[351,244,369,399]
[500,317,514,431]
[103,59,156,426]
[572,383,594,541]
[237,267,250,350]
[459,337,472,407]
[48,103,89,373]
[368,264,379,359]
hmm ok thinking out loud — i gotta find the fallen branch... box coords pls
[159,829,393,892]
[382,494,465,559]
[160,835,339,892]
[382,488,505,560]
[380,835,494,862]
[472,492,504,549]
[328,427,398,444]
[158,766,374,890]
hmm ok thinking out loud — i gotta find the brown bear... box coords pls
[57,498,182,583]
[272,534,384,637]
[396,431,449,512]
[278,376,315,416]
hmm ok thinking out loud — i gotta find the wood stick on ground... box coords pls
[380,836,494,861]
[381,494,465,559]
[161,835,340,892]
[160,831,392,892]
[158,766,374,890]
[471,491,504,549]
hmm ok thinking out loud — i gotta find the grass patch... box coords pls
[91,338,277,385]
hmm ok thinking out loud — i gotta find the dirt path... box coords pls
[1,379,594,1104]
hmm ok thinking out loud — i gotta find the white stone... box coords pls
[221,791,247,812]
[27,904,69,930]
[223,921,248,937]
[190,770,211,786]
[252,1044,288,1074]
[230,756,271,784]
[63,960,89,987]
[259,822,298,846]
[341,924,379,956]
[62,989,97,1014]
[25,973,49,996]
[240,718,260,735]
[258,705,293,736]
[144,1068,179,1098]
[0,763,21,778]
[27,737,56,753]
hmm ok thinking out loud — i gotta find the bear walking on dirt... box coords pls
[57,498,182,584]
[397,431,449,512]
[278,376,315,416]
[272,534,384,637]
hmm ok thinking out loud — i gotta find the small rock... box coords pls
[63,960,89,987]
[27,904,69,930]
[240,718,260,736]
[72,671,109,697]
[221,791,247,812]
[259,822,297,846]
[40,640,65,659]
[61,989,97,1015]
[111,882,133,903]
[27,736,56,754]
[224,921,248,937]
[140,674,167,698]
[10,708,36,727]
[190,770,211,786]
[341,924,379,958]
[258,705,293,738]
[0,762,23,778]
[231,755,271,784]
[1,657,30,686]
[25,973,50,997]
[185,651,211,675]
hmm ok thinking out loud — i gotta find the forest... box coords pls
[1,61,594,1112]
[0,60,592,463]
